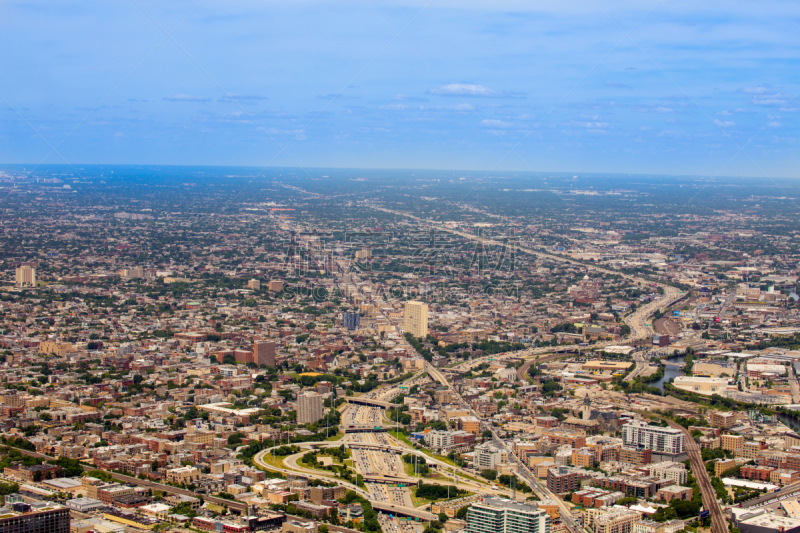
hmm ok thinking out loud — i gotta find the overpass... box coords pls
[345,397,393,409]
[348,443,402,453]
[372,502,436,521]
[344,425,400,433]
[363,474,415,484]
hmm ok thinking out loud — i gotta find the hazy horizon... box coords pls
[2,1,799,179]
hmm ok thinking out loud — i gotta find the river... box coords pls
[652,354,685,391]
[776,412,800,432]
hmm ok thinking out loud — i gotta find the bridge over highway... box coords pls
[343,425,397,433]
[345,397,393,409]
[362,474,415,484]
[372,502,436,521]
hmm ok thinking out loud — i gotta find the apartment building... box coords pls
[404,301,428,338]
[547,467,579,495]
[622,421,685,455]
[466,497,550,533]
[721,434,745,452]
[297,392,324,425]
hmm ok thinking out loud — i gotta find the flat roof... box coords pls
[741,514,800,528]
[722,478,778,491]
[197,402,260,415]
[42,478,81,489]
[582,360,633,370]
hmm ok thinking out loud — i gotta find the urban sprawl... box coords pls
[0,168,800,533]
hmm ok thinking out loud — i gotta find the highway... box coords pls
[369,205,684,343]
[253,438,511,504]
[423,362,586,533]
[624,351,649,382]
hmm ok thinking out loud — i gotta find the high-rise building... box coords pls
[248,279,261,290]
[467,497,550,533]
[404,300,428,338]
[622,421,685,454]
[268,280,284,292]
[355,249,371,260]
[253,341,276,367]
[297,392,324,425]
[120,266,144,279]
[342,310,360,331]
[474,442,505,470]
[15,265,36,287]
[0,502,69,533]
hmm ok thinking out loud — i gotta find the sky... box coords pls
[1,0,800,178]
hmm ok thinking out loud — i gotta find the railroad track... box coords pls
[663,420,727,533]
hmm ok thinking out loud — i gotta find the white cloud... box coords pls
[164,94,211,102]
[751,93,788,106]
[481,119,513,128]
[393,94,427,102]
[573,121,609,128]
[380,104,407,110]
[714,119,734,127]
[717,110,732,116]
[655,107,673,113]
[743,86,770,94]
[429,83,521,97]
[768,121,782,128]
[219,93,268,102]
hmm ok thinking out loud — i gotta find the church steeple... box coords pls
[582,393,591,420]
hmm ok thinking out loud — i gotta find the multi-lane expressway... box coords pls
[423,362,587,533]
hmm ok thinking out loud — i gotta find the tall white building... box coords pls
[622,420,685,454]
[297,392,324,425]
[473,442,506,470]
[120,266,144,279]
[467,497,550,533]
[424,430,454,449]
[15,265,36,287]
[404,300,428,338]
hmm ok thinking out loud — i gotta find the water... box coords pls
[652,354,685,391]
[776,412,800,432]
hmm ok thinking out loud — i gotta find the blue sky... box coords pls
[2,0,799,177]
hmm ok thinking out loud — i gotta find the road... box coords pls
[790,365,800,404]
[624,351,649,382]
[423,362,585,533]
[369,205,684,343]
[253,439,511,502]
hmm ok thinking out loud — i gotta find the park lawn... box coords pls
[404,462,422,478]
[410,486,436,508]
[258,453,287,471]
[389,430,415,447]
[326,432,344,441]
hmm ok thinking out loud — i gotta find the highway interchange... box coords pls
[264,203,713,533]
